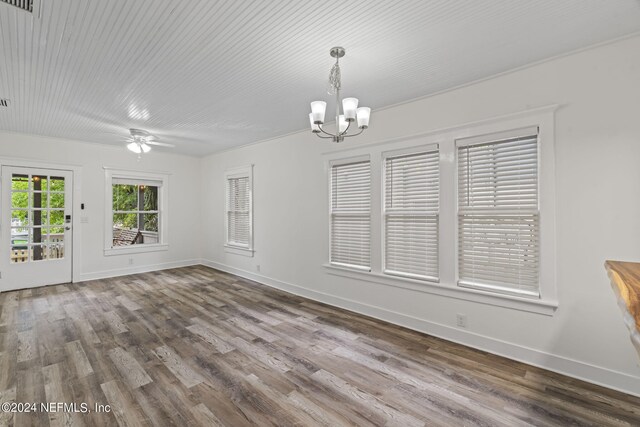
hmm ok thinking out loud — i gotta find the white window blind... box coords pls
[330,160,371,270]
[457,127,540,296]
[226,175,251,248]
[384,148,439,281]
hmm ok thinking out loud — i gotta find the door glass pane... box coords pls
[49,210,64,226]
[50,176,65,192]
[30,192,48,209]
[33,227,46,244]
[32,175,48,191]
[11,174,29,191]
[50,193,64,208]
[11,246,29,263]
[31,244,46,262]
[11,210,28,226]
[32,210,46,227]
[47,244,64,259]
[11,228,29,246]
[11,191,28,208]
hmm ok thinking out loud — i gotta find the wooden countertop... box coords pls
[605,260,640,357]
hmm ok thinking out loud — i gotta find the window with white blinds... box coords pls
[457,127,540,296]
[225,166,253,250]
[383,148,439,281]
[330,159,371,270]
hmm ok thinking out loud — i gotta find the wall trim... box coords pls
[77,259,200,282]
[200,258,640,398]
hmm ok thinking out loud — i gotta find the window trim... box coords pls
[103,169,169,256]
[381,143,440,282]
[224,165,254,256]
[323,105,558,315]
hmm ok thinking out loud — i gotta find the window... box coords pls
[330,158,371,271]
[457,127,540,297]
[383,146,439,281]
[104,169,168,255]
[225,165,253,254]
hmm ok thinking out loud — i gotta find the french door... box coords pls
[1,166,73,291]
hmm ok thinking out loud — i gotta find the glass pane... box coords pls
[50,193,64,209]
[32,175,48,191]
[10,228,29,247]
[49,210,65,226]
[11,174,29,191]
[11,210,28,226]
[31,210,47,227]
[48,229,64,244]
[50,226,65,234]
[141,213,158,232]
[50,176,65,192]
[47,243,64,260]
[32,227,51,244]
[30,192,48,209]
[11,191,28,209]
[142,185,158,210]
[113,212,137,229]
[31,244,46,262]
[10,246,29,263]
[113,184,138,210]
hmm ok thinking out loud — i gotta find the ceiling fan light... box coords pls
[140,143,151,153]
[127,142,142,154]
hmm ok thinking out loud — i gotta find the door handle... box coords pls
[65,226,71,231]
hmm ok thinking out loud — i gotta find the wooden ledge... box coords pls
[605,260,640,357]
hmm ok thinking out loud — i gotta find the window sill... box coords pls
[323,264,558,316]
[104,243,168,256]
[224,245,255,257]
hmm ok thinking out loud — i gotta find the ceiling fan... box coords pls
[125,128,175,155]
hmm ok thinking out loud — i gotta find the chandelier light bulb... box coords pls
[309,113,320,133]
[338,115,348,133]
[356,107,371,129]
[310,101,327,124]
[342,98,358,121]
[140,143,151,153]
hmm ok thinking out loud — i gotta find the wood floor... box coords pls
[0,266,639,426]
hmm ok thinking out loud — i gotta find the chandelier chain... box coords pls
[327,57,341,95]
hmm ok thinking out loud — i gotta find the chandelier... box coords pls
[309,47,370,143]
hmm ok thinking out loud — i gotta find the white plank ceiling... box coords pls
[1,0,639,156]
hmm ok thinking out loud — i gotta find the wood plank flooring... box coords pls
[0,265,639,426]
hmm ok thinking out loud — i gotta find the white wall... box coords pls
[0,132,202,281]
[200,35,640,396]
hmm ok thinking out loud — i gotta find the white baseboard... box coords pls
[200,258,640,398]
[77,259,200,282]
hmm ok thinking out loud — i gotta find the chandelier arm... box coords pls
[343,128,365,138]
[315,133,334,139]
[317,124,337,138]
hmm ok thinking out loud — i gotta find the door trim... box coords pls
[0,157,82,285]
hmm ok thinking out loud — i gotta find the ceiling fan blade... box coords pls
[146,141,175,148]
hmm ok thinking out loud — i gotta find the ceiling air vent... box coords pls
[0,0,40,15]
[0,99,9,108]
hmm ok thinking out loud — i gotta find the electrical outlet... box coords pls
[256,264,261,272]
[456,313,467,328]
[128,258,134,265]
